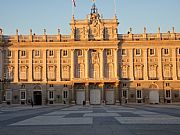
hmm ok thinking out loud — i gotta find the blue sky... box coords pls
[0,0,180,35]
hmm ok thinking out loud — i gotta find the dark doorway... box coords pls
[33,91,42,105]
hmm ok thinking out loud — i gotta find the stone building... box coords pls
[0,4,180,105]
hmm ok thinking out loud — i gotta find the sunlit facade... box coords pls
[0,4,180,105]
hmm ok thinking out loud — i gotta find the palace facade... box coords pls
[0,4,180,105]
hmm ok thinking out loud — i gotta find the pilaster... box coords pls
[143,49,148,80]
[28,50,32,82]
[99,83,105,104]
[129,49,134,80]
[158,48,163,80]
[14,50,19,82]
[57,50,61,82]
[99,49,104,79]
[85,49,89,79]
[172,48,177,80]
[85,83,89,105]
[114,49,118,78]
[71,49,74,80]
[115,83,120,105]
[43,50,47,81]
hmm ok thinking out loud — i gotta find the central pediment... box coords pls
[70,4,119,41]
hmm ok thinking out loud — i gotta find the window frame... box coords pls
[122,89,128,99]
[20,50,26,57]
[136,90,142,99]
[63,50,68,57]
[77,50,83,57]
[165,89,171,99]
[106,49,112,56]
[135,49,141,56]
[163,48,169,56]
[121,49,127,56]
[48,50,54,57]
[20,91,26,100]
[34,50,41,57]
[149,48,155,56]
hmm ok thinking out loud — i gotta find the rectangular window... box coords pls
[7,50,12,57]
[49,84,54,87]
[165,90,171,99]
[166,83,170,87]
[122,83,127,87]
[63,50,68,57]
[21,50,26,57]
[106,49,112,56]
[77,50,83,56]
[34,50,40,57]
[122,90,128,99]
[135,49,141,56]
[137,83,141,87]
[136,90,142,99]
[149,49,155,56]
[49,50,54,57]
[63,91,68,98]
[49,91,54,99]
[20,91,26,100]
[163,48,169,55]
[121,49,127,56]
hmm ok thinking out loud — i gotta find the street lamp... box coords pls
[0,73,10,103]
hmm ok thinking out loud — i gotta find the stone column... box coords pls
[71,49,74,80]
[172,48,177,80]
[143,48,148,80]
[85,49,89,79]
[85,83,90,105]
[115,83,120,105]
[14,50,19,82]
[28,50,33,82]
[114,49,118,78]
[158,48,163,80]
[71,84,75,104]
[43,50,47,81]
[129,49,134,80]
[56,50,61,81]
[99,83,105,104]
[99,49,104,79]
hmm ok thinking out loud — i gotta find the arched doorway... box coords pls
[33,85,42,105]
[149,83,159,104]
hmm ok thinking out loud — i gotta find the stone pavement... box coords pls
[9,105,180,126]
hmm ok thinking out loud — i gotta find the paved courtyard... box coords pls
[0,104,180,135]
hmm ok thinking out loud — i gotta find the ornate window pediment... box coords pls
[19,65,28,81]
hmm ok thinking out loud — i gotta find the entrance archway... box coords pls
[33,85,42,105]
[149,84,159,104]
